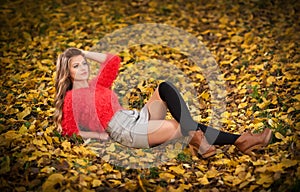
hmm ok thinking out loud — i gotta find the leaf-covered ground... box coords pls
[0,0,300,191]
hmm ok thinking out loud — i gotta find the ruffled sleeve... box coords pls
[89,54,121,88]
[61,91,79,136]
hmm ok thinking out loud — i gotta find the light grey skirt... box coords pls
[106,106,150,148]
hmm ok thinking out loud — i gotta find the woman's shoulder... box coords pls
[64,88,92,103]
[65,90,73,98]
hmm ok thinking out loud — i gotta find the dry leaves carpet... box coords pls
[0,0,299,191]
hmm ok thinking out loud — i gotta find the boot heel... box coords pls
[188,144,197,156]
[188,130,216,158]
[188,143,216,158]
[243,144,263,156]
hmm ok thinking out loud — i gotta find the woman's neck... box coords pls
[72,80,89,90]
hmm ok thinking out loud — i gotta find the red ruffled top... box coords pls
[61,54,123,136]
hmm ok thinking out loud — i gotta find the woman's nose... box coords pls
[79,64,87,70]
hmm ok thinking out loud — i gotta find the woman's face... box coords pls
[69,55,89,81]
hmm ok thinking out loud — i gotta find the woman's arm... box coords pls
[79,130,110,140]
[82,50,107,63]
[89,54,121,88]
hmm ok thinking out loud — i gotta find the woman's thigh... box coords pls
[147,119,182,147]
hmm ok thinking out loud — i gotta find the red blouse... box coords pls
[61,54,123,136]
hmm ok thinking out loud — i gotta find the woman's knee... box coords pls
[147,101,167,120]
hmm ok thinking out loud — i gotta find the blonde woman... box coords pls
[54,48,272,158]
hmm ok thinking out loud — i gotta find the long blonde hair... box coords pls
[53,48,84,132]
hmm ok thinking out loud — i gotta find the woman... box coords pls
[54,48,272,158]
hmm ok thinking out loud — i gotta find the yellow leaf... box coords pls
[287,107,295,113]
[206,167,218,178]
[92,179,102,187]
[238,102,248,109]
[257,98,270,109]
[181,183,192,190]
[234,165,246,175]
[266,76,276,86]
[44,134,53,145]
[296,167,300,178]
[68,42,76,47]
[102,155,110,162]
[40,166,55,174]
[267,119,276,128]
[196,74,205,81]
[223,174,235,182]
[62,140,71,151]
[109,179,122,186]
[87,165,98,172]
[239,88,247,94]
[244,32,254,44]
[0,156,10,174]
[53,137,60,144]
[275,132,284,140]
[42,173,64,191]
[159,172,175,181]
[196,164,207,172]
[41,59,53,65]
[107,143,115,152]
[198,175,210,185]
[200,91,210,100]
[296,122,300,130]
[169,165,185,175]
[102,163,113,172]
[256,173,273,185]
[19,124,28,134]
[20,72,31,79]
[75,159,88,167]
[32,138,46,147]
[219,15,229,24]
[17,107,31,120]
[281,159,298,168]
[239,181,251,189]
[82,188,94,192]
[22,31,32,41]
[214,158,231,165]
[255,166,267,173]
[225,74,236,81]
[221,111,231,118]
[83,175,93,182]
[271,95,278,105]
[135,149,145,156]
[253,122,264,129]
[250,64,264,71]
[166,150,178,159]
[249,185,259,192]
[129,156,137,163]
[194,171,204,177]
[293,94,300,101]
[231,35,243,43]
[266,164,284,173]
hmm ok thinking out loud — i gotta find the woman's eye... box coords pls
[83,62,88,65]
[73,65,78,68]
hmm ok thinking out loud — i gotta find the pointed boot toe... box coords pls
[234,128,272,155]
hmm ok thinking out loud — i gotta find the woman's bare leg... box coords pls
[145,88,167,120]
[147,119,182,147]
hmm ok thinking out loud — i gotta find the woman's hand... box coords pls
[80,49,88,56]
[98,132,110,140]
[79,131,110,140]
[80,50,107,63]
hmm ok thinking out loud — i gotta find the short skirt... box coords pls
[106,105,150,148]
